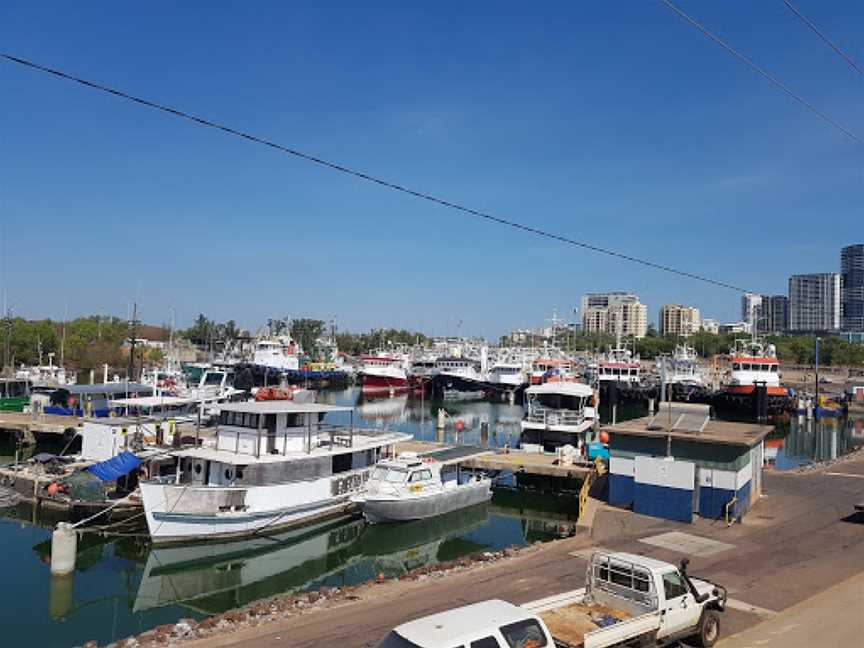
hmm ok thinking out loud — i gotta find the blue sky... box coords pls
[1,1,861,337]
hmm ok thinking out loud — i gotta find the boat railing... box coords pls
[527,407,585,426]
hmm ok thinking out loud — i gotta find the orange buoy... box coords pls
[454,420,465,431]
[47,482,59,496]
[599,430,610,444]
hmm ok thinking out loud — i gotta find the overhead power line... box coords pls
[659,0,863,145]
[783,0,864,77]
[1,51,749,292]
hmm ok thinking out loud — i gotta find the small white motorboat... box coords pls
[353,454,491,523]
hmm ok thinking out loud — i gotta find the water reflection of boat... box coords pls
[132,503,490,615]
[356,393,409,423]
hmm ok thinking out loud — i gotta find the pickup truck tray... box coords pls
[540,603,630,648]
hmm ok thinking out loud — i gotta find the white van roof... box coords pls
[393,599,531,646]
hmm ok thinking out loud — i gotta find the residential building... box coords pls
[741,293,762,328]
[580,292,648,339]
[659,304,701,337]
[841,244,864,333]
[719,321,751,335]
[788,273,841,332]
[759,295,789,334]
[700,319,720,335]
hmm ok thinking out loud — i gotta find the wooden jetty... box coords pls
[394,440,592,479]
[0,411,82,444]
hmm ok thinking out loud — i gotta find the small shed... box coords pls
[605,403,772,524]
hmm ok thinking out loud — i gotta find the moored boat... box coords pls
[520,382,596,452]
[353,454,491,523]
[359,353,410,393]
[139,400,411,543]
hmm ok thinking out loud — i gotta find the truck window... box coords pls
[662,571,688,599]
[471,638,502,648]
[375,631,423,648]
[500,619,548,647]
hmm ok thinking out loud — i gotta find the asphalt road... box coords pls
[184,456,864,648]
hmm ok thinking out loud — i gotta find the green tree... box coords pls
[290,319,326,354]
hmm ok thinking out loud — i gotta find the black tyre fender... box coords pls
[692,609,720,647]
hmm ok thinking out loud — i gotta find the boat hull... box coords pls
[360,480,492,524]
[361,374,409,392]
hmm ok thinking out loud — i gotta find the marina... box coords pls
[3,5,864,643]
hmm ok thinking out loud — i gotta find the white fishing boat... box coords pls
[597,346,642,386]
[486,362,527,388]
[662,344,705,394]
[520,382,596,451]
[353,454,491,523]
[252,335,300,372]
[140,401,411,544]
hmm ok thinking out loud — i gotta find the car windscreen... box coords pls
[375,631,424,648]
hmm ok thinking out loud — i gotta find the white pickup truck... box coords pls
[374,552,727,648]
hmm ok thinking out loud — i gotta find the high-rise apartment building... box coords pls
[759,295,789,334]
[788,273,841,332]
[841,244,864,333]
[659,304,701,337]
[580,292,648,339]
[741,293,762,327]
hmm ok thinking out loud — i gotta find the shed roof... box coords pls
[67,383,153,396]
[605,415,772,447]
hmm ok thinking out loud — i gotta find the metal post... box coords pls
[256,413,263,458]
[307,413,312,454]
[350,409,354,448]
[196,402,201,449]
[814,337,821,408]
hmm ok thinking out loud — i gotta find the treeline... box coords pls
[1,316,167,372]
[335,328,432,356]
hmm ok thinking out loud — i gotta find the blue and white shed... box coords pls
[606,404,771,524]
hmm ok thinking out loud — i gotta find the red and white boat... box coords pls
[360,354,409,393]
[724,339,788,397]
[597,347,641,386]
[529,358,576,385]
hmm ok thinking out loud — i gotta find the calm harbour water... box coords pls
[1,389,861,646]
[0,388,580,648]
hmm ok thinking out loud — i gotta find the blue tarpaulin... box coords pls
[87,451,142,481]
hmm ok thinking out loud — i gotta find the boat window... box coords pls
[770,365,778,372]
[408,469,433,482]
[500,619,548,647]
[662,571,688,599]
[742,364,751,371]
[733,363,740,371]
[332,453,353,474]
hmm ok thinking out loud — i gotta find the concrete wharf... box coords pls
[394,440,593,479]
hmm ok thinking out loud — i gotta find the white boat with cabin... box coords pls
[140,401,410,544]
[353,454,491,523]
[520,382,596,451]
[252,336,300,372]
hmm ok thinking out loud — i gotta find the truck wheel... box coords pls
[693,610,720,647]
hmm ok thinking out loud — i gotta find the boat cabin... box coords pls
[45,382,154,417]
[521,382,596,451]
[598,363,641,384]
[436,357,481,377]
[729,357,780,387]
